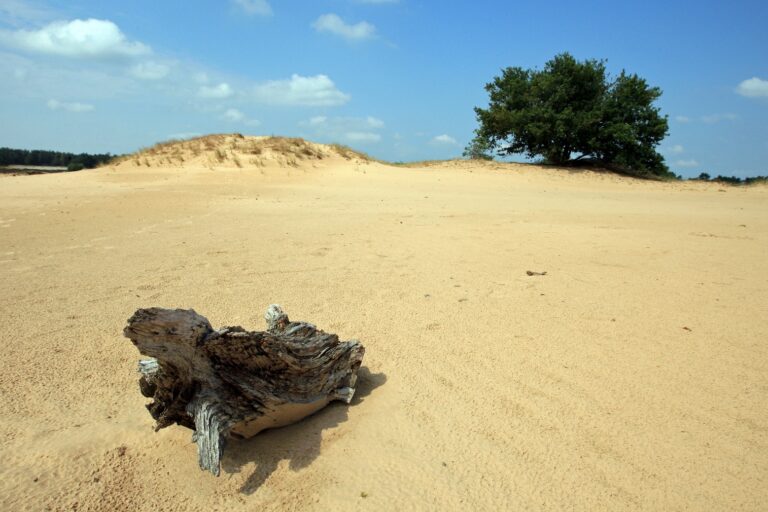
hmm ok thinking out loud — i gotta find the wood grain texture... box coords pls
[124,304,365,475]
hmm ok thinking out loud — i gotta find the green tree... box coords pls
[462,132,494,160]
[0,147,114,168]
[472,53,670,177]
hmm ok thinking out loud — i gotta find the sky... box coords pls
[0,0,766,177]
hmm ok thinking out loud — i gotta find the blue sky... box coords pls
[0,0,766,176]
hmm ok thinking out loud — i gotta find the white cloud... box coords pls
[0,18,151,58]
[701,113,737,124]
[666,144,685,154]
[198,82,234,99]
[307,116,327,126]
[232,0,272,16]
[312,14,376,41]
[168,132,202,140]
[47,98,94,112]
[301,115,383,133]
[676,114,738,125]
[130,61,170,80]
[253,74,349,106]
[300,115,384,144]
[431,134,458,145]
[223,108,245,122]
[345,132,381,143]
[0,0,57,25]
[222,108,259,126]
[0,49,138,101]
[736,77,768,98]
[366,116,384,128]
[675,159,699,168]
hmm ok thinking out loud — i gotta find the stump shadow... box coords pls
[221,367,387,494]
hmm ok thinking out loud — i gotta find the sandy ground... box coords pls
[1,153,766,511]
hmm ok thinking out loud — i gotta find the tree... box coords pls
[0,147,114,168]
[470,53,670,177]
[462,132,494,160]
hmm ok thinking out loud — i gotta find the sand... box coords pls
[1,138,766,511]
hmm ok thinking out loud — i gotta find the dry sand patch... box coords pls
[1,141,766,510]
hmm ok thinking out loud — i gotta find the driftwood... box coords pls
[123,305,365,475]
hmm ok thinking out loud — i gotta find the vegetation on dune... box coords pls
[468,53,672,179]
[122,134,373,168]
[328,143,375,162]
[693,172,768,185]
[736,176,767,185]
[0,147,114,169]
[462,136,494,161]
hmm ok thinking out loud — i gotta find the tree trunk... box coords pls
[123,305,365,476]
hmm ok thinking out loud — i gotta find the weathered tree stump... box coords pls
[123,305,365,476]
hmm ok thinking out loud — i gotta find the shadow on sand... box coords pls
[221,367,387,494]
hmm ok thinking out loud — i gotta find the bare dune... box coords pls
[1,136,766,511]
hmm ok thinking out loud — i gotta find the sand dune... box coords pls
[111,134,371,170]
[1,137,766,511]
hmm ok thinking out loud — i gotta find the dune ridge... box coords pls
[112,134,372,170]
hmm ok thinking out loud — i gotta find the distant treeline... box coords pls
[694,173,768,185]
[0,147,115,169]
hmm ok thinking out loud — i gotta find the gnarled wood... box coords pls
[124,305,365,476]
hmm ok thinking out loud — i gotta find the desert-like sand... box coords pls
[1,136,766,511]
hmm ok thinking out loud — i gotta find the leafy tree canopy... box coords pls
[470,53,670,177]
